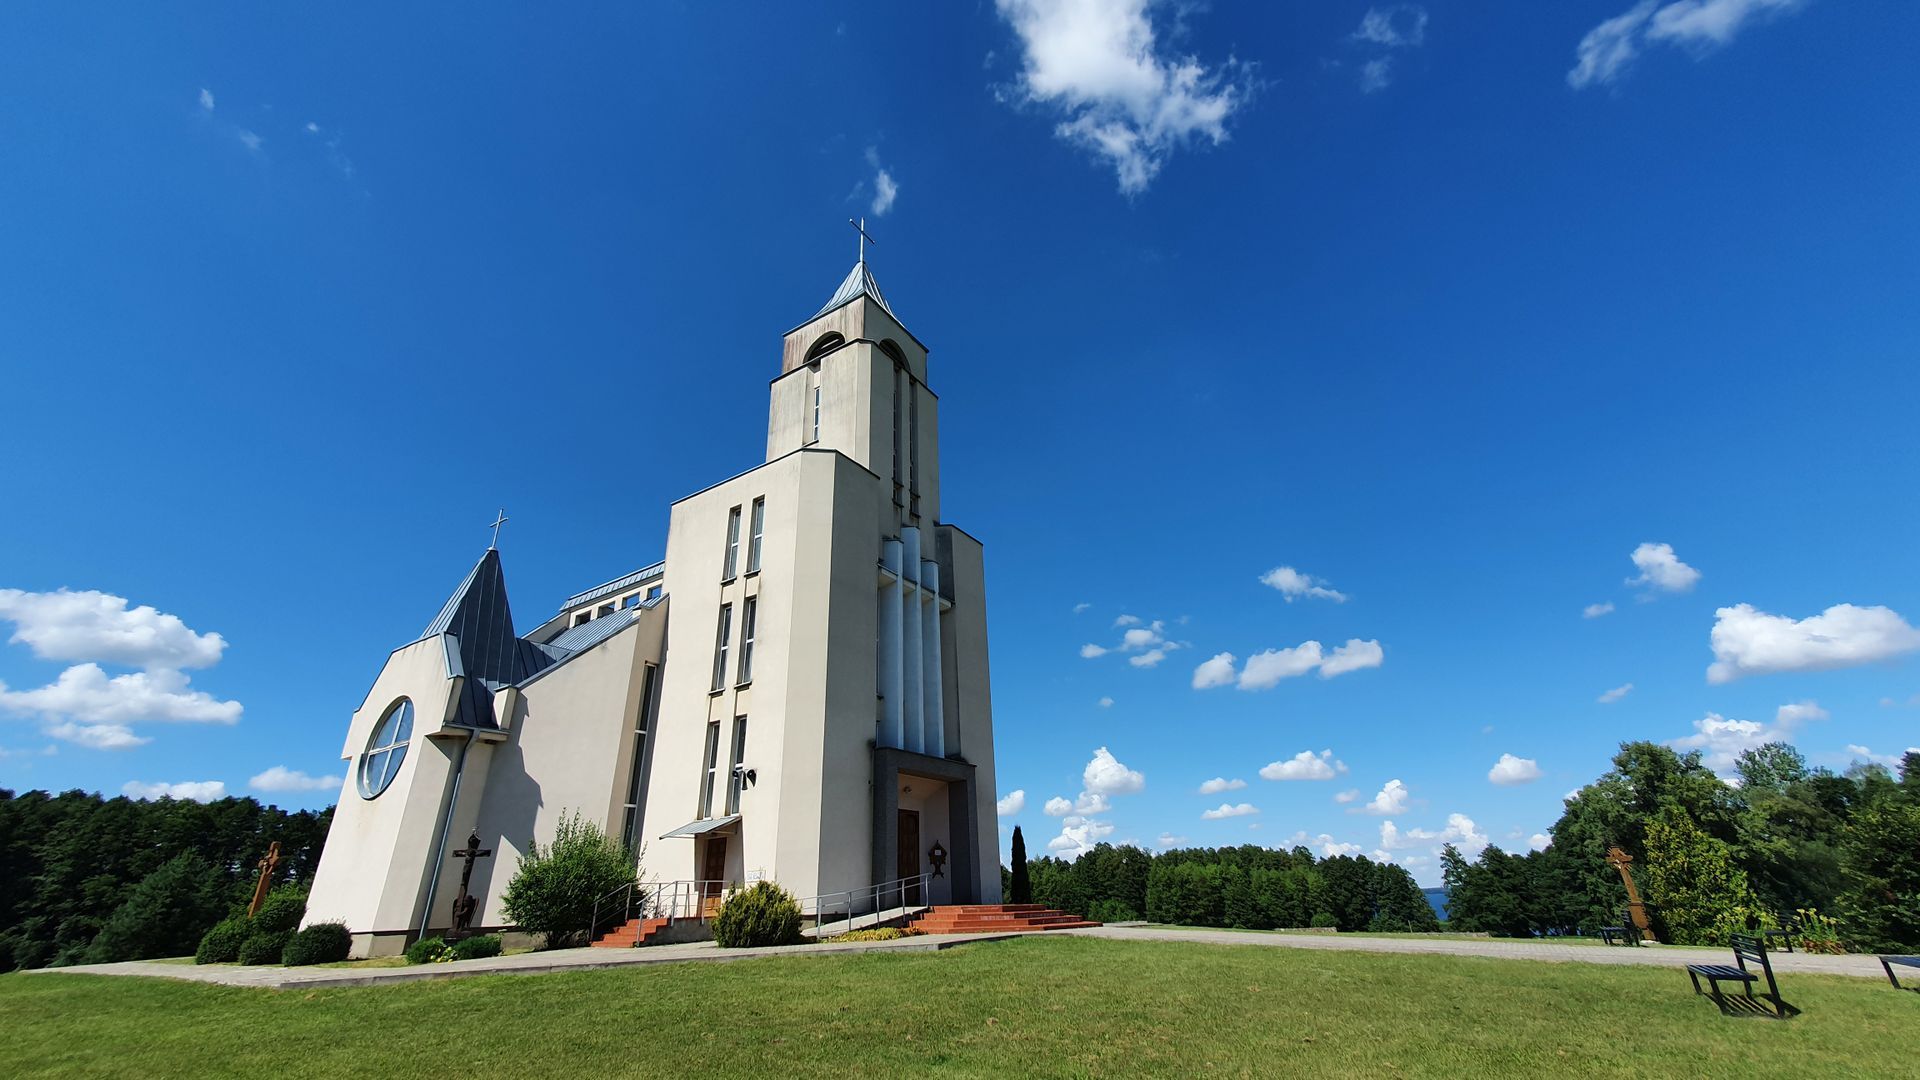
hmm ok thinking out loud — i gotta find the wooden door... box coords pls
[700,838,728,916]
[897,810,921,905]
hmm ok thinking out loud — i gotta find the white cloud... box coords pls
[1292,831,1363,858]
[1847,744,1920,769]
[1380,813,1487,854]
[1128,648,1167,668]
[993,0,1250,194]
[1073,602,1092,614]
[1334,788,1361,804]
[249,766,341,793]
[1080,643,1109,659]
[237,129,262,153]
[1197,776,1246,795]
[997,789,1027,816]
[1083,746,1145,796]
[0,664,242,729]
[1238,642,1324,690]
[304,121,320,133]
[1047,815,1116,857]
[1358,58,1395,94]
[1584,601,1616,619]
[1354,778,1411,815]
[198,88,215,112]
[1155,832,1186,849]
[1097,696,1114,708]
[1320,639,1384,679]
[46,722,149,750]
[1598,683,1634,704]
[1073,791,1113,815]
[1260,749,1347,782]
[1201,802,1258,819]
[1259,566,1348,604]
[1488,753,1544,786]
[871,169,898,216]
[0,589,227,669]
[1191,652,1236,689]
[1121,624,1164,650]
[1114,614,1142,627]
[1085,618,1183,665]
[1529,833,1553,852]
[123,780,226,802]
[1708,603,1920,684]
[1627,542,1701,594]
[1569,0,1804,89]
[1353,5,1428,48]
[1671,700,1828,776]
[1044,796,1073,816]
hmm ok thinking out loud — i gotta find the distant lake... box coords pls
[1424,887,1447,920]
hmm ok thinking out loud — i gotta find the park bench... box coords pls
[1597,910,1639,947]
[1752,914,1796,954]
[1880,955,1920,993]
[1685,934,1798,1019]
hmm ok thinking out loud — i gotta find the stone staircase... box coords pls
[908,904,1101,935]
[589,916,671,949]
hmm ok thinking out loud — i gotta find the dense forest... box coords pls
[0,789,331,971]
[1442,741,1920,950]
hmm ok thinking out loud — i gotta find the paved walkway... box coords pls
[1067,925,1893,979]
[30,931,1021,991]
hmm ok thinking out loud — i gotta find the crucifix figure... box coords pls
[246,841,281,918]
[450,831,493,936]
[488,508,509,550]
[1606,845,1659,943]
[848,216,876,267]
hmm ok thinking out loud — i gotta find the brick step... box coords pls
[589,916,671,949]
[923,904,1054,914]
[914,920,1101,933]
[908,903,1101,936]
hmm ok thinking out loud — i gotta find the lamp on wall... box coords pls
[732,764,757,789]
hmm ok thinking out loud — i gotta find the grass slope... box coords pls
[5,936,1912,1078]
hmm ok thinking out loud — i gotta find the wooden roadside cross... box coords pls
[1606,846,1659,944]
[450,831,493,937]
[246,841,281,917]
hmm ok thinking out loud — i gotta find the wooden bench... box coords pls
[1881,955,1920,993]
[1597,910,1640,947]
[1686,934,1798,1019]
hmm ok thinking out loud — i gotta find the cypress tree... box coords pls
[1009,826,1031,903]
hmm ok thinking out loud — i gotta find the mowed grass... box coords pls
[4,935,1914,1078]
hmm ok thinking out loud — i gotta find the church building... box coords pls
[304,249,1003,955]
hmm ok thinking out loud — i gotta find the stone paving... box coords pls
[1066,925,1894,979]
[31,931,1023,991]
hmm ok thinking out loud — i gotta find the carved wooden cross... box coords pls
[1606,845,1658,943]
[246,841,281,918]
[450,831,493,933]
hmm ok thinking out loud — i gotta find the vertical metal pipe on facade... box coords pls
[921,560,945,759]
[900,526,924,754]
[879,539,905,749]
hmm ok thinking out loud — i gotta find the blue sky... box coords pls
[2,1,1916,883]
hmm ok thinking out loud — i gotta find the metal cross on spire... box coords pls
[488,508,509,550]
[849,216,876,266]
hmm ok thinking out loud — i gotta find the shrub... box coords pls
[195,918,251,965]
[1309,912,1339,929]
[499,812,635,949]
[405,937,454,965]
[1794,908,1848,955]
[282,922,352,966]
[1087,899,1139,923]
[251,886,309,935]
[451,934,503,961]
[711,881,804,948]
[237,930,291,966]
[84,853,230,964]
[827,927,908,943]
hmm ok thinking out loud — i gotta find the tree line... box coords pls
[0,788,332,971]
[1005,831,1440,933]
[1441,741,1920,950]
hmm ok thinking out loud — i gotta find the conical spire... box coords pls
[422,548,521,689]
[812,261,896,321]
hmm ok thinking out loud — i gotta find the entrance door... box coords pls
[700,837,728,916]
[897,810,922,905]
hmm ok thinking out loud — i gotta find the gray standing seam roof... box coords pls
[812,261,896,321]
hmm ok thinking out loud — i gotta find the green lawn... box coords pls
[4,936,1912,1078]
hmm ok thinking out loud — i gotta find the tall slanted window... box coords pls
[711,603,733,692]
[746,497,765,573]
[722,506,742,580]
[909,382,921,516]
[892,365,905,507]
[811,381,822,442]
[725,715,748,814]
[698,719,721,817]
[736,596,757,685]
[621,663,658,851]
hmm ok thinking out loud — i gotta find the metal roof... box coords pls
[559,561,664,612]
[659,814,740,839]
[812,261,896,321]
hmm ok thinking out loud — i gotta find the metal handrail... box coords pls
[793,872,934,938]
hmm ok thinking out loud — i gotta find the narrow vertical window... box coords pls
[736,596,757,685]
[747,497,765,573]
[711,603,733,692]
[698,719,721,817]
[811,381,822,442]
[909,383,920,516]
[722,506,742,580]
[725,715,748,814]
[622,663,658,851]
[892,365,905,506]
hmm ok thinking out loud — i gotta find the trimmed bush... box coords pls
[237,930,291,966]
[1309,912,1339,929]
[711,881,804,948]
[195,918,251,965]
[282,922,352,966]
[405,936,454,965]
[499,812,635,949]
[451,934,503,961]
[826,927,909,943]
[1087,899,1139,923]
[251,886,309,935]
